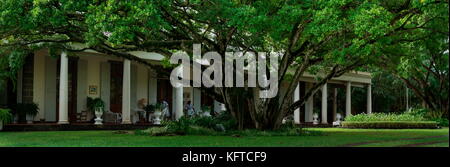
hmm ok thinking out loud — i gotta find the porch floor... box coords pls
[3,122,158,132]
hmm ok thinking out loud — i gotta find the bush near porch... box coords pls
[342,112,439,129]
[135,113,319,137]
[341,121,438,129]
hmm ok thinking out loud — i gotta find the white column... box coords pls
[367,84,372,114]
[305,83,314,122]
[58,51,69,124]
[332,88,337,121]
[345,81,352,117]
[293,83,300,124]
[174,86,183,120]
[122,59,131,124]
[321,83,328,124]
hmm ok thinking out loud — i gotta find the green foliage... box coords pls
[345,113,425,122]
[153,103,163,111]
[341,121,438,129]
[201,105,211,113]
[145,111,317,136]
[86,97,105,112]
[429,118,449,127]
[227,128,321,137]
[135,127,171,136]
[0,108,12,123]
[143,104,155,113]
[185,126,218,136]
[164,116,198,134]
[408,108,448,127]
[1,0,448,130]
[14,103,39,116]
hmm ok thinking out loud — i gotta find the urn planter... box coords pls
[153,110,162,125]
[202,111,211,117]
[26,114,35,124]
[94,107,103,125]
[313,113,319,125]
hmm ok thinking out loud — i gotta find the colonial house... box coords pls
[0,45,372,125]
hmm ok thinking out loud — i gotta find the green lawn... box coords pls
[0,128,448,147]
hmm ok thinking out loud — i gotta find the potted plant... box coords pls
[143,104,155,122]
[152,103,163,125]
[87,97,105,125]
[201,106,211,117]
[312,111,319,125]
[8,108,18,123]
[0,108,12,131]
[15,103,39,124]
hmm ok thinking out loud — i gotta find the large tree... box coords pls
[378,23,449,116]
[1,0,448,129]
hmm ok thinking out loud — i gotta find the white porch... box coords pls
[289,71,372,124]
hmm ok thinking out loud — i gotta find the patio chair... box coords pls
[103,111,122,124]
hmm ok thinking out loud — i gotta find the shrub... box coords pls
[226,128,321,137]
[185,126,218,136]
[13,103,39,123]
[341,121,438,129]
[407,108,448,126]
[0,108,12,124]
[166,111,237,133]
[165,116,194,134]
[345,113,424,122]
[280,119,297,130]
[430,118,449,127]
[213,111,237,130]
[191,116,216,129]
[136,127,172,136]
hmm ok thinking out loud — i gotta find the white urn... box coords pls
[313,113,319,125]
[332,113,342,126]
[153,110,162,125]
[26,114,35,124]
[202,111,211,117]
[94,107,103,125]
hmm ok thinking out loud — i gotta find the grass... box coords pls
[0,128,448,147]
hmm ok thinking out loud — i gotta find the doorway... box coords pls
[157,79,172,112]
[110,61,123,114]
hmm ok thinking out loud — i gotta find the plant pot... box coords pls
[26,114,35,124]
[202,111,211,117]
[153,111,162,125]
[313,113,319,125]
[94,107,103,125]
[332,113,342,126]
[0,121,3,131]
[13,114,18,124]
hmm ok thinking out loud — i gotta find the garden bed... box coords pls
[341,121,439,129]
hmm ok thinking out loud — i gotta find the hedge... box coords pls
[341,121,439,129]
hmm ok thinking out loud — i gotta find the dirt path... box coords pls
[340,135,449,147]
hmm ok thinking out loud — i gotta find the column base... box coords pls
[57,121,69,124]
